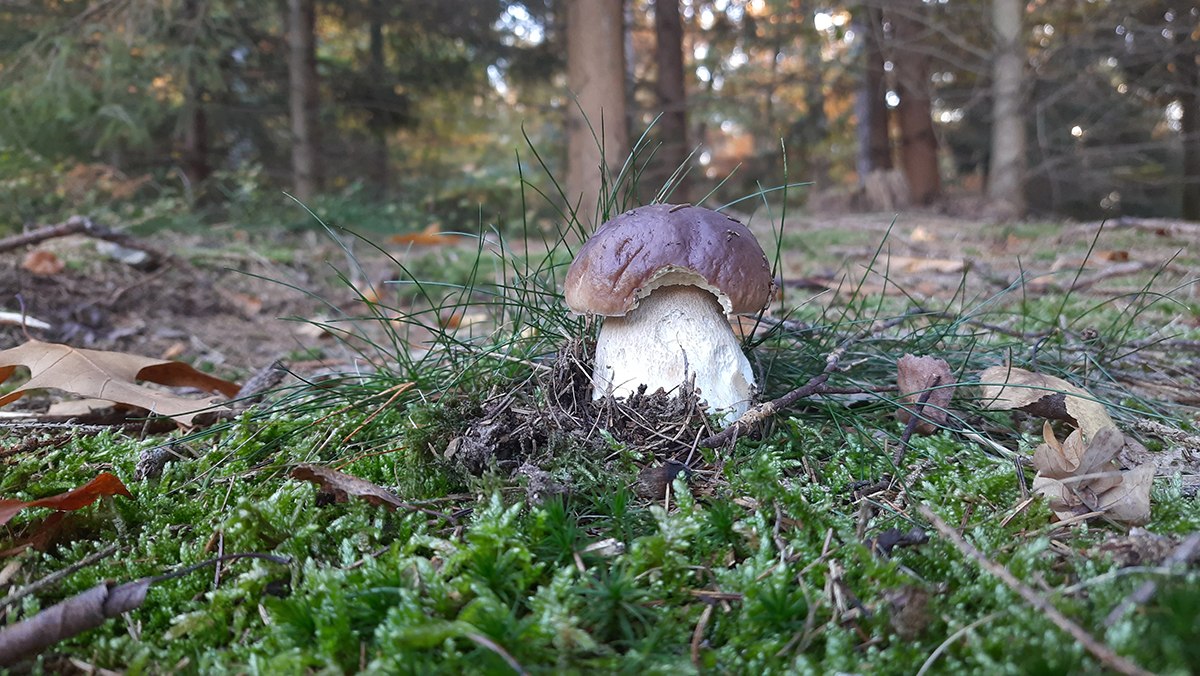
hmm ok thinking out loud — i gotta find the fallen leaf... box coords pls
[45,398,119,418]
[886,255,965,274]
[290,464,406,510]
[896,354,956,434]
[978,366,1114,440]
[0,473,132,527]
[388,223,464,246]
[289,464,448,522]
[1030,424,1152,525]
[20,250,64,276]
[0,340,239,427]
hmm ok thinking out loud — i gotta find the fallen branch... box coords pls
[0,544,119,613]
[0,552,289,666]
[0,216,172,265]
[917,505,1151,676]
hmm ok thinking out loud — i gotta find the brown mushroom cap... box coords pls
[564,203,774,317]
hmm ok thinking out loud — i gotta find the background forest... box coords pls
[1,0,1196,235]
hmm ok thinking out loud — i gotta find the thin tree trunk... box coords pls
[566,0,629,228]
[180,0,210,190]
[286,0,320,201]
[1178,34,1200,220]
[856,4,892,175]
[653,0,688,201]
[367,0,388,196]
[986,0,1027,220]
[889,3,940,205]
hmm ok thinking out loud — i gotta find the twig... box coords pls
[916,611,1004,676]
[1103,532,1200,627]
[892,378,939,468]
[917,505,1151,676]
[0,544,119,612]
[0,216,174,264]
[701,310,925,448]
[690,604,713,668]
[464,632,528,675]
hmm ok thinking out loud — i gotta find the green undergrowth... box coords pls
[3,409,1199,673]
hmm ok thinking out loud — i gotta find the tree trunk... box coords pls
[1178,33,1200,220]
[180,0,210,190]
[566,0,629,229]
[856,4,892,176]
[286,0,320,201]
[367,0,388,196]
[653,0,688,201]
[986,0,1027,220]
[889,3,940,205]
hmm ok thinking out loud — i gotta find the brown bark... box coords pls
[367,0,388,196]
[566,0,629,229]
[654,0,688,201]
[856,4,892,175]
[180,0,210,188]
[889,3,940,205]
[986,0,1027,220]
[1178,35,1200,220]
[286,0,320,201]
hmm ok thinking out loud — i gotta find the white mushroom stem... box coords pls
[591,285,755,424]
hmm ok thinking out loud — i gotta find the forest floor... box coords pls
[4,210,1197,389]
[2,208,1199,673]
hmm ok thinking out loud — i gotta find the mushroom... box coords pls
[563,203,775,423]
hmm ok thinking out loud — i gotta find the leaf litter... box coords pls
[0,340,240,427]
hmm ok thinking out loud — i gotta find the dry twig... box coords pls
[1103,531,1200,627]
[918,505,1151,676]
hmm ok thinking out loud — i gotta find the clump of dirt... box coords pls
[444,336,721,499]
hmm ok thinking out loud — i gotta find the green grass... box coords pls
[2,140,1199,673]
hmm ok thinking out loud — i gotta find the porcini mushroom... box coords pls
[563,203,774,423]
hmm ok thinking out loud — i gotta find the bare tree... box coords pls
[889,2,941,205]
[566,0,629,228]
[654,0,688,201]
[286,0,320,201]
[986,0,1027,219]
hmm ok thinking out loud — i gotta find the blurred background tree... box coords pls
[0,0,1194,233]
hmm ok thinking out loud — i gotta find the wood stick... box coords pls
[917,505,1151,676]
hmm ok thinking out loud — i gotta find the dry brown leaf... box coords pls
[290,464,453,521]
[388,223,464,246]
[1030,424,1152,525]
[20,250,64,276]
[0,473,132,528]
[896,354,956,434]
[290,464,411,510]
[978,366,1114,440]
[886,255,965,274]
[0,340,240,427]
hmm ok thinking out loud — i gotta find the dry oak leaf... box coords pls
[1031,423,1153,525]
[290,464,454,521]
[896,354,956,435]
[0,472,132,528]
[978,366,1114,441]
[0,340,240,427]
